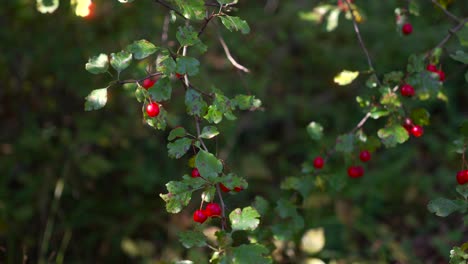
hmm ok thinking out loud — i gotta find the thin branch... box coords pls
[351,112,372,134]
[153,0,187,20]
[343,0,381,86]
[195,116,209,151]
[216,184,227,230]
[198,13,218,37]
[218,33,250,73]
[429,17,468,57]
[118,72,162,85]
[431,0,461,23]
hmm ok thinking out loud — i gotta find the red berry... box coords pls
[402,23,413,35]
[411,125,424,137]
[313,156,324,169]
[426,64,437,72]
[175,73,184,79]
[219,183,230,193]
[191,168,201,178]
[193,209,207,223]
[400,84,415,97]
[359,150,371,162]
[142,78,156,89]
[437,70,446,82]
[205,203,221,217]
[233,186,243,192]
[146,102,160,117]
[347,166,364,178]
[456,170,468,185]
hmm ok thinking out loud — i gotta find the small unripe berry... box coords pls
[146,102,160,117]
[347,166,364,178]
[193,209,207,223]
[205,203,221,217]
[191,168,201,178]
[142,78,156,89]
[426,64,437,72]
[313,156,324,169]
[400,84,415,97]
[411,125,424,137]
[219,183,230,193]
[359,150,371,162]
[402,23,413,35]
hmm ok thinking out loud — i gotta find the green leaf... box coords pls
[219,16,250,34]
[200,126,219,139]
[234,95,262,111]
[176,57,200,76]
[159,181,192,213]
[281,176,314,198]
[218,173,247,190]
[410,108,430,126]
[173,0,205,20]
[204,106,223,124]
[85,54,109,74]
[84,88,108,111]
[377,125,409,148]
[167,138,192,159]
[217,0,232,4]
[201,186,216,202]
[178,230,207,248]
[273,199,304,240]
[232,244,272,264]
[252,196,269,216]
[456,23,468,47]
[380,88,401,109]
[176,25,199,46]
[149,77,172,101]
[134,87,147,103]
[110,51,132,73]
[157,51,176,76]
[335,134,355,153]
[407,54,425,73]
[306,122,323,141]
[428,197,463,217]
[450,50,468,64]
[145,107,167,130]
[185,89,208,116]
[204,93,237,124]
[195,150,223,180]
[369,107,390,119]
[333,70,359,86]
[456,185,468,200]
[168,127,186,141]
[36,0,59,13]
[383,71,404,84]
[326,8,340,32]
[126,39,158,60]
[409,1,420,15]
[229,206,260,231]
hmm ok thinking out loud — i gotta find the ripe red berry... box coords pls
[359,150,371,162]
[402,23,413,35]
[193,209,207,223]
[175,73,184,79]
[191,168,201,178]
[313,156,324,169]
[219,183,230,193]
[426,64,437,72]
[437,70,446,82]
[142,78,156,89]
[411,125,424,137]
[347,166,364,178]
[234,186,243,192]
[400,84,415,97]
[456,170,468,185]
[205,203,221,217]
[146,102,160,117]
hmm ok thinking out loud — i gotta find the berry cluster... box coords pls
[141,77,162,118]
[402,118,424,138]
[426,64,446,82]
[193,202,222,223]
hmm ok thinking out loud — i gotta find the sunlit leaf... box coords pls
[229,207,260,231]
[334,70,359,86]
[220,16,250,34]
[85,53,109,74]
[84,88,107,111]
[126,40,158,60]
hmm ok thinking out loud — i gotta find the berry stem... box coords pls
[216,184,227,230]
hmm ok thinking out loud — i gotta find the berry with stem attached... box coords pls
[146,102,160,117]
[219,183,230,193]
[359,150,371,162]
[456,170,468,185]
[193,209,208,223]
[142,78,156,89]
[234,186,243,192]
[205,203,221,217]
[313,156,324,169]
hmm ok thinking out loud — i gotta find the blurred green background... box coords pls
[1,0,468,263]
